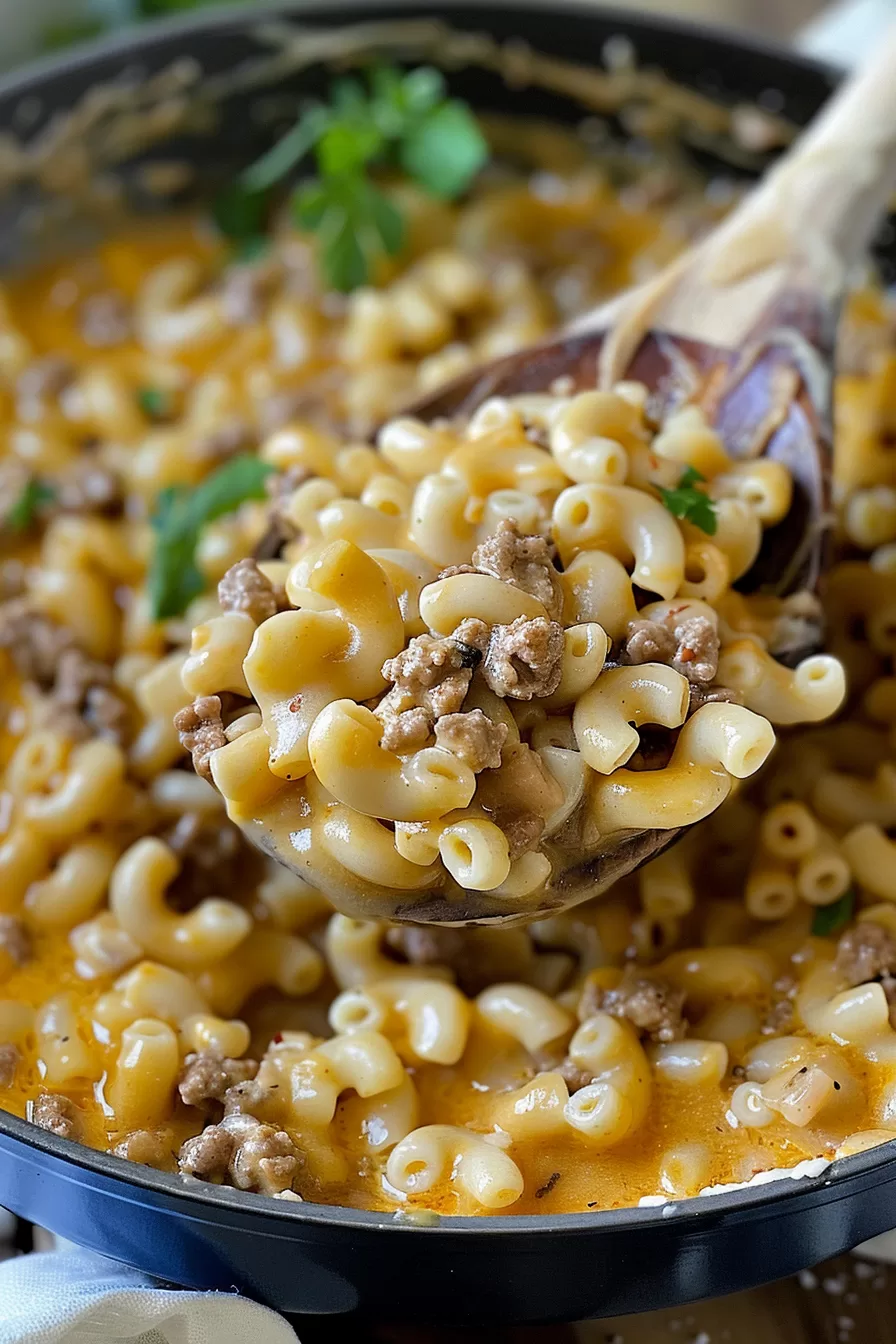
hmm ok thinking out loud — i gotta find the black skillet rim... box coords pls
[0,0,889,1240]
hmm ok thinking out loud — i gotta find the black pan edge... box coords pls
[3,1105,895,1234]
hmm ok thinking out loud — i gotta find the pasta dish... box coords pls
[0,58,894,1217]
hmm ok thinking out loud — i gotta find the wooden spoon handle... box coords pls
[582,26,896,379]
[707,21,896,288]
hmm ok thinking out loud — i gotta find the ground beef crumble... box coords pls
[78,291,131,347]
[580,965,687,1044]
[175,696,228,782]
[178,1051,259,1114]
[377,627,486,752]
[55,462,123,516]
[0,603,129,742]
[218,558,279,625]
[52,645,130,744]
[178,1112,299,1194]
[385,924,551,997]
[253,465,313,559]
[32,1093,80,1139]
[836,921,896,986]
[469,520,563,619]
[557,1057,595,1094]
[0,1042,19,1087]
[434,709,507,771]
[164,812,258,910]
[481,615,564,700]
[493,808,546,861]
[220,260,281,326]
[16,355,73,405]
[621,613,719,685]
[0,915,32,966]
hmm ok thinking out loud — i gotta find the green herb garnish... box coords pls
[6,478,56,533]
[148,455,274,621]
[658,465,718,536]
[811,889,855,938]
[215,65,487,292]
[137,386,172,421]
[42,18,106,50]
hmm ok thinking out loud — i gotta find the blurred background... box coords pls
[0,0,888,72]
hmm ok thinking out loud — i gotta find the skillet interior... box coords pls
[0,0,893,1323]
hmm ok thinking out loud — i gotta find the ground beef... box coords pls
[220,261,281,326]
[762,995,796,1036]
[178,1051,259,1113]
[252,465,313,560]
[178,1113,299,1195]
[175,696,228,783]
[0,915,31,966]
[0,1043,19,1087]
[164,812,258,910]
[621,614,719,685]
[112,1128,175,1170]
[381,706,433,755]
[434,709,507,772]
[0,560,26,602]
[382,634,477,716]
[493,808,546,861]
[470,520,563,619]
[55,463,123,515]
[258,385,343,438]
[836,921,896,986]
[386,923,555,997]
[16,355,74,405]
[0,603,75,687]
[557,1056,594,1093]
[581,965,687,1044]
[385,926,466,970]
[228,1114,299,1194]
[218,558,279,625]
[52,645,130,744]
[32,1093,80,1140]
[222,1077,273,1118]
[178,1125,235,1181]
[78,291,131,347]
[481,615,564,700]
[377,628,483,751]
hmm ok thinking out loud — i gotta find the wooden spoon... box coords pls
[251,33,896,925]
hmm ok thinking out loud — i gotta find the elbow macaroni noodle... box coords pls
[0,128,892,1219]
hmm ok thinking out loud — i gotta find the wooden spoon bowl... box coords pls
[409,315,832,613]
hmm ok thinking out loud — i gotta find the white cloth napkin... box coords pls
[0,1248,300,1344]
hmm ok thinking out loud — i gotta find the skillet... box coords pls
[0,0,894,1323]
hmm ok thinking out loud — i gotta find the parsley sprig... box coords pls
[214,65,487,292]
[148,455,274,621]
[137,385,173,421]
[658,465,718,536]
[5,478,56,534]
[811,889,855,938]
